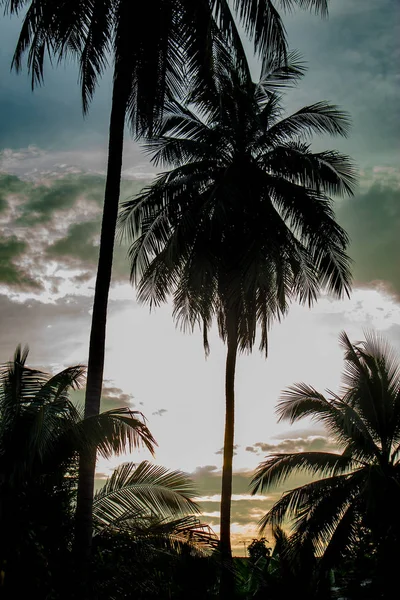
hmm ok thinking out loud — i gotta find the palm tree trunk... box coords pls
[74,68,129,562]
[219,321,238,599]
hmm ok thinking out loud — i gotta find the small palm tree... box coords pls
[119,49,355,597]
[251,331,400,594]
[0,345,155,595]
[0,346,212,596]
[92,461,218,598]
[3,0,330,559]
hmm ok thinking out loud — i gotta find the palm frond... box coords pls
[268,102,351,142]
[233,0,288,60]
[113,515,218,555]
[93,461,200,532]
[71,408,156,459]
[256,49,306,102]
[251,452,357,493]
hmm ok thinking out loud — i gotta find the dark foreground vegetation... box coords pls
[1,332,399,599]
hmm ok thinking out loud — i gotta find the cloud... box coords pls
[0,292,130,368]
[215,444,239,456]
[191,466,252,497]
[337,175,400,296]
[246,435,336,455]
[72,383,135,412]
[152,408,167,417]
[283,0,400,166]
[47,220,101,263]
[190,460,339,552]
[0,172,151,295]
[15,175,104,225]
[101,385,135,411]
[0,236,41,289]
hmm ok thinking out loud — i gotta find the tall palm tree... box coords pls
[119,50,355,594]
[251,331,400,595]
[3,0,330,559]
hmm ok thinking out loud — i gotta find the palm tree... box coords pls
[92,462,218,599]
[3,0,330,559]
[0,344,157,596]
[0,346,213,597]
[251,331,400,595]
[119,50,355,597]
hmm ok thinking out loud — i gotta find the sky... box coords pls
[0,0,399,553]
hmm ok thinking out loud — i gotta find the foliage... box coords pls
[234,528,330,599]
[0,346,212,599]
[247,538,271,563]
[119,47,355,357]
[251,331,400,596]
[93,523,219,599]
[119,43,355,580]
[4,0,329,133]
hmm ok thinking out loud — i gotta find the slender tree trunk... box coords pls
[219,323,238,599]
[74,69,129,562]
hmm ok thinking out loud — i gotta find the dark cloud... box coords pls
[337,179,400,296]
[46,215,133,282]
[0,174,26,212]
[191,462,337,539]
[198,498,273,528]
[191,466,252,497]
[47,219,100,263]
[272,427,328,440]
[15,175,104,225]
[246,435,335,455]
[152,408,167,417]
[190,467,290,535]
[2,171,144,227]
[0,293,91,364]
[0,236,42,289]
[0,173,150,293]
[284,0,400,165]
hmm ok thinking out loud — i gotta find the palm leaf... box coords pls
[69,408,156,459]
[93,461,200,531]
[251,451,358,493]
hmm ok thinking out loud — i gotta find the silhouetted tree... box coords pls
[0,345,155,597]
[3,0,330,564]
[252,331,400,598]
[119,46,355,596]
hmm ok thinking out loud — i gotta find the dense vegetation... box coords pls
[1,337,396,599]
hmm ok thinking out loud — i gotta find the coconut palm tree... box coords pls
[0,346,208,597]
[3,0,330,559]
[251,331,400,596]
[0,344,156,595]
[91,462,217,599]
[119,50,355,597]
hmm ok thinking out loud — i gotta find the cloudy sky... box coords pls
[0,0,399,553]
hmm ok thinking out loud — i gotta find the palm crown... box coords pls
[119,50,356,352]
[251,331,400,568]
[5,0,328,131]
